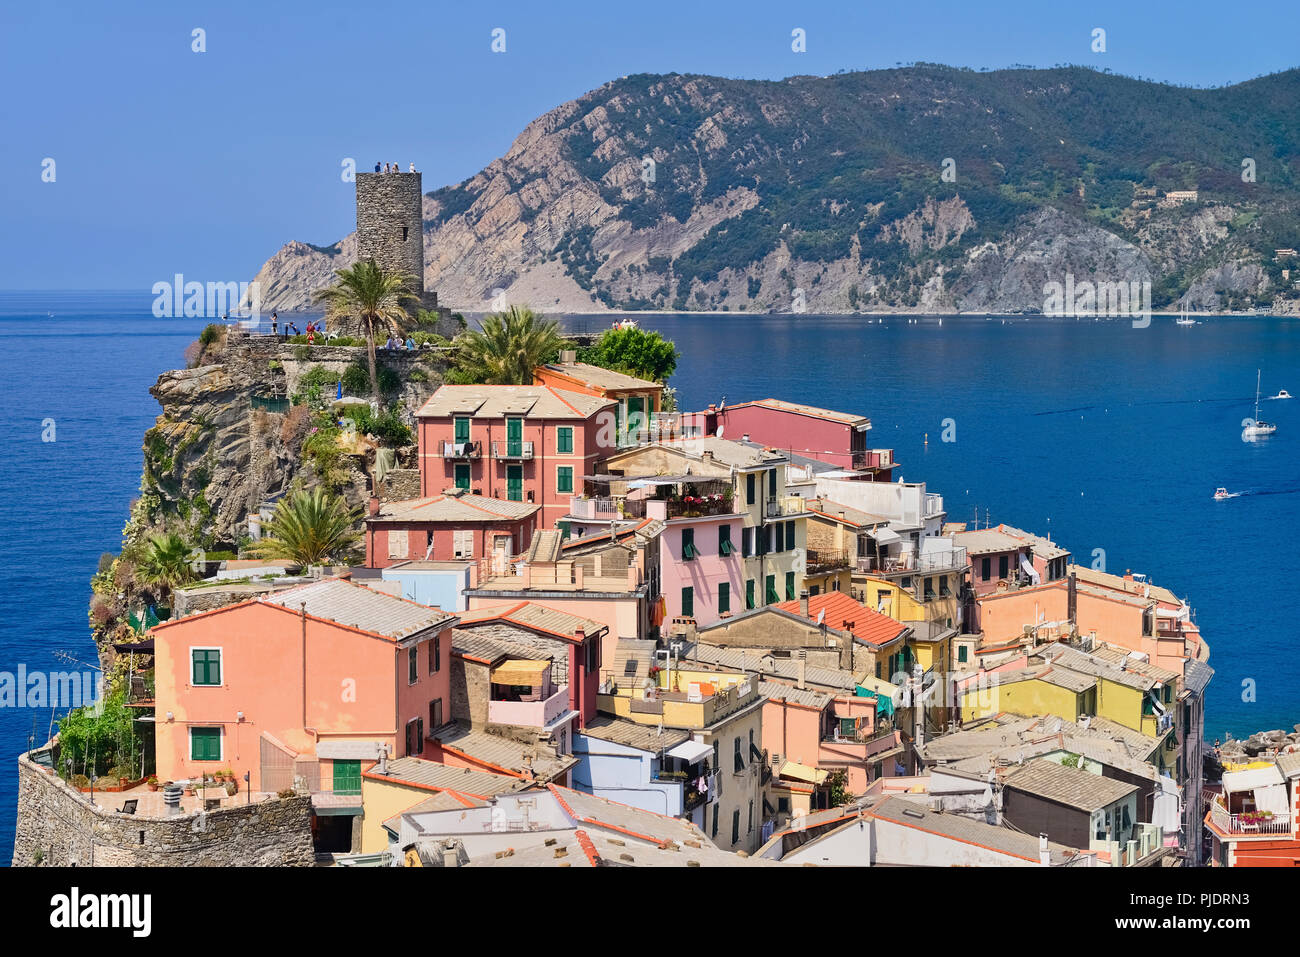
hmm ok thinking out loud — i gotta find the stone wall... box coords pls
[460,623,572,685]
[173,580,302,617]
[356,172,426,292]
[12,754,316,867]
[379,468,422,502]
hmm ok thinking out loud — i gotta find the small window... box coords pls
[765,575,778,605]
[785,571,795,601]
[681,586,694,617]
[768,468,777,496]
[556,427,574,454]
[712,804,720,838]
[741,527,752,557]
[958,645,969,663]
[981,557,991,581]
[429,698,443,732]
[998,555,1009,579]
[748,799,754,833]
[734,736,744,772]
[406,717,425,756]
[429,636,441,674]
[557,466,574,494]
[192,649,221,686]
[190,727,221,762]
[408,646,419,685]
[718,582,730,615]
[681,527,699,560]
[712,739,720,772]
[718,524,733,555]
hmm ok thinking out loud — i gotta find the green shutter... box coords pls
[190,727,221,761]
[507,465,523,501]
[746,473,756,505]
[333,760,362,795]
[454,417,470,444]
[557,466,573,494]
[682,587,693,617]
[718,525,733,554]
[454,464,470,490]
[192,649,221,686]
[746,579,755,609]
[786,571,795,601]
[557,427,573,454]
[765,575,777,604]
[682,527,697,559]
[718,582,730,614]
[507,418,523,457]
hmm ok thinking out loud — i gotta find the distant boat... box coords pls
[1243,369,1277,438]
[1176,304,1197,325]
[1213,487,1234,501]
[1270,389,1292,400]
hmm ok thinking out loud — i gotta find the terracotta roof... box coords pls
[774,592,907,648]
[717,398,869,429]
[806,500,892,528]
[433,721,574,782]
[456,601,608,643]
[1067,564,1181,606]
[362,757,530,798]
[867,796,1084,864]
[416,384,615,420]
[369,492,538,524]
[578,715,690,754]
[537,361,661,392]
[952,528,1028,555]
[548,784,714,847]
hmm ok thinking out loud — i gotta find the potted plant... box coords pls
[146,776,160,792]
[184,781,196,796]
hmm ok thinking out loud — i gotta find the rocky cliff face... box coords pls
[246,65,1300,315]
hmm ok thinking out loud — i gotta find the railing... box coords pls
[569,496,646,520]
[806,549,850,572]
[441,440,481,458]
[1209,796,1292,836]
[491,441,534,460]
[487,685,570,728]
[765,496,807,518]
[664,495,735,519]
[857,546,968,576]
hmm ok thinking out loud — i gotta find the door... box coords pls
[506,418,522,457]
[507,465,523,501]
[333,760,361,795]
[493,535,509,573]
[454,464,470,490]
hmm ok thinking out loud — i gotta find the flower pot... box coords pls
[147,782,159,792]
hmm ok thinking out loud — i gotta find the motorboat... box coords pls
[1213,488,1232,501]
[1271,389,1292,400]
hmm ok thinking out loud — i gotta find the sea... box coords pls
[3,292,1299,861]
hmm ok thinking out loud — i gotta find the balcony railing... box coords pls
[856,546,968,576]
[765,496,807,518]
[1209,796,1293,836]
[664,495,735,519]
[491,441,534,460]
[487,685,570,729]
[806,548,850,572]
[569,496,646,520]
[441,440,482,459]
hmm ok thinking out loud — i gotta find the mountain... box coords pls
[248,64,1300,315]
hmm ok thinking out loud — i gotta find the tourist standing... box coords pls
[374,161,381,173]
[408,162,415,173]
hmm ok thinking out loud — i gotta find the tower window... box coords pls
[402,226,409,242]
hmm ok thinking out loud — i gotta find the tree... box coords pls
[452,305,566,384]
[580,326,679,382]
[136,532,197,596]
[827,768,849,807]
[313,259,419,403]
[249,489,362,567]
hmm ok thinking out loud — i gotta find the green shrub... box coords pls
[341,360,400,396]
[342,405,413,446]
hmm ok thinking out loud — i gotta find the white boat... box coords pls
[1175,304,1196,326]
[1271,389,1292,399]
[1213,487,1232,501]
[1243,370,1277,438]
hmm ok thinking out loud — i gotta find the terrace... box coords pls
[1206,766,1295,838]
[440,439,482,459]
[487,658,571,729]
[857,545,968,577]
[491,440,534,460]
[598,668,759,730]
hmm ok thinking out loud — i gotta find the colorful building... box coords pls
[533,353,664,447]
[364,490,539,569]
[1206,754,1300,867]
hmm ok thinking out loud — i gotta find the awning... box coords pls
[867,527,901,546]
[111,638,155,654]
[1255,783,1291,815]
[1019,556,1040,585]
[490,659,550,685]
[1222,765,1284,793]
[779,761,829,785]
[666,739,712,763]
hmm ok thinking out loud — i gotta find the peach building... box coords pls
[150,578,458,804]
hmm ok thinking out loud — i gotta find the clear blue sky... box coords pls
[3,0,1297,290]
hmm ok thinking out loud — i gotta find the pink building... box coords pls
[364,489,539,569]
[692,398,896,478]
[150,578,458,797]
[416,385,618,530]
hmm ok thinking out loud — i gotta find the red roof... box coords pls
[775,592,907,647]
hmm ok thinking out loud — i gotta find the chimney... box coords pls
[799,590,810,618]
[377,743,389,775]
[368,497,380,517]
[443,839,461,868]
[560,349,577,365]
[1038,833,1051,866]
[796,651,807,690]
[1123,569,1133,581]
[627,565,639,590]
[701,451,714,462]
[574,565,585,589]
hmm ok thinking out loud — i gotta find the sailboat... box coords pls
[1243,369,1277,438]
[1175,303,1196,326]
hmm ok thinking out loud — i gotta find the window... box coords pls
[191,649,221,686]
[924,577,935,599]
[940,576,951,597]
[768,468,777,496]
[454,464,470,490]
[453,529,474,559]
[718,582,730,615]
[557,466,574,494]
[765,575,778,604]
[773,523,784,552]
[998,555,1009,579]
[981,557,991,581]
[712,739,720,772]
[584,637,599,673]
[408,646,418,684]
[778,797,790,814]
[958,645,968,663]
[405,717,425,756]
[748,799,754,833]
[681,527,699,560]
[429,698,444,731]
[712,804,720,838]
[746,579,755,609]
[746,473,756,505]
[681,586,694,617]
[453,417,470,444]
[731,809,740,845]
[506,465,523,502]
[757,525,769,556]
[388,529,409,560]
[734,736,744,772]
[785,571,795,601]
[741,527,752,557]
[715,524,732,556]
[190,727,221,761]
[785,521,795,550]
[556,426,573,454]
[810,585,820,596]
[429,636,441,674]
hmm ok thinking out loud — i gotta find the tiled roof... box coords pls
[720,398,868,428]
[1038,643,1156,691]
[1277,752,1300,779]
[995,525,1071,561]
[371,492,537,524]
[1183,658,1214,696]
[526,528,565,562]
[362,757,530,798]
[381,792,487,834]
[548,784,714,847]
[680,642,858,693]
[759,680,832,710]
[456,601,608,643]
[538,361,661,392]
[1067,565,1181,606]
[465,827,764,867]
[416,384,614,420]
[774,592,907,648]
[1003,758,1138,811]
[653,435,786,468]
[578,715,690,754]
[451,629,550,665]
[261,577,456,640]
[433,722,574,782]
[952,528,1028,555]
[806,500,892,528]
[1086,643,1180,684]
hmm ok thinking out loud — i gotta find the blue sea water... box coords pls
[1,295,1298,861]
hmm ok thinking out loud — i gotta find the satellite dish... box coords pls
[816,609,825,625]
[716,425,725,439]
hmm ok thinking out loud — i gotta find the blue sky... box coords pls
[2,0,1298,290]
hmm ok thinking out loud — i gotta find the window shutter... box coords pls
[718,582,730,615]
[682,587,693,617]
[389,530,409,560]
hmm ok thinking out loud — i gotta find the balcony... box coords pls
[806,548,850,573]
[488,685,570,729]
[856,546,967,576]
[1209,795,1293,837]
[765,496,808,518]
[126,674,155,708]
[851,449,895,471]
[664,493,735,519]
[441,440,482,459]
[491,441,534,460]
[569,496,646,520]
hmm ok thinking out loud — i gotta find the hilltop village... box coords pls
[15,172,1299,871]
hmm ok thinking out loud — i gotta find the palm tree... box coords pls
[313,259,419,403]
[453,305,566,384]
[249,489,362,567]
[137,532,197,596]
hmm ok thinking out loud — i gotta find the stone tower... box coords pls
[355,171,428,299]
